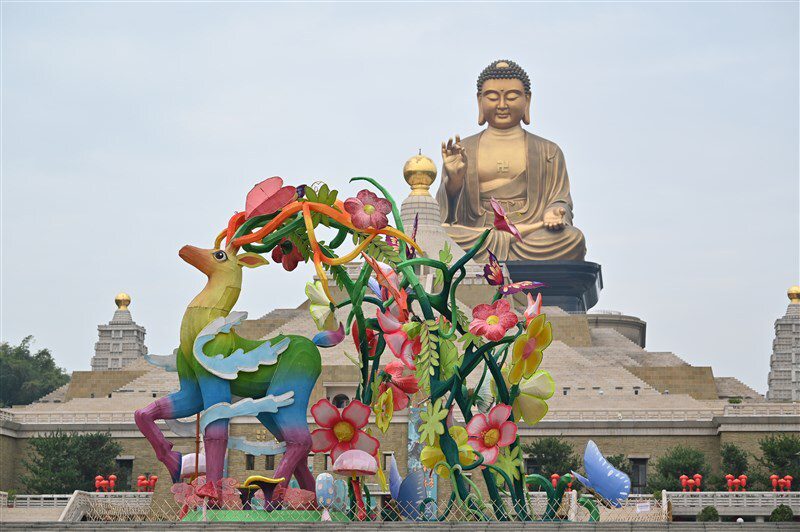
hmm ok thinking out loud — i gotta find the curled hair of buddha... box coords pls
[477,59,531,94]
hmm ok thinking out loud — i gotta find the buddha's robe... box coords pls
[436,128,586,262]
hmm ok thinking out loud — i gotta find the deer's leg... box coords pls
[134,380,203,483]
[197,374,232,491]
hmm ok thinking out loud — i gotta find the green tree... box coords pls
[606,454,632,477]
[0,336,69,407]
[647,445,710,493]
[754,434,800,489]
[720,443,748,475]
[520,437,579,477]
[696,506,720,522]
[21,432,123,494]
[769,504,794,522]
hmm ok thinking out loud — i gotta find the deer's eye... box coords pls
[212,250,228,262]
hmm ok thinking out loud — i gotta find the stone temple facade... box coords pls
[767,287,800,401]
[90,293,148,371]
[1,157,798,500]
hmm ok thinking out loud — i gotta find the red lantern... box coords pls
[725,474,734,491]
[784,475,793,491]
[693,474,702,492]
[739,474,747,491]
[771,474,779,491]
[108,474,117,492]
[94,475,104,492]
[732,478,741,491]
[687,479,696,492]
[148,475,158,492]
[680,474,689,492]
[550,473,560,489]
[136,475,147,492]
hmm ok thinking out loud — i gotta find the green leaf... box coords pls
[439,242,453,265]
[439,337,460,380]
[418,398,448,446]
[415,320,440,392]
[364,239,403,267]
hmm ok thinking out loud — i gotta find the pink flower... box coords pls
[378,360,419,411]
[344,189,392,230]
[271,238,304,271]
[310,399,380,461]
[524,292,542,325]
[490,198,522,241]
[376,308,420,370]
[483,250,504,286]
[469,299,519,341]
[466,404,518,465]
[245,176,298,219]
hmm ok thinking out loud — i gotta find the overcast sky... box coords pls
[2,2,798,394]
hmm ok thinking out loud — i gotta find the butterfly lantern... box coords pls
[571,440,631,507]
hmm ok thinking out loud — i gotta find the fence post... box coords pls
[567,489,578,521]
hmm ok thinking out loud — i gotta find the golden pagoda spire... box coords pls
[115,292,131,310]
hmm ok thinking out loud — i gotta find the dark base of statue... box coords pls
[505,260,603,312]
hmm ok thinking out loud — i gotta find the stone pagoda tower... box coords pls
[767,286,800,401]
[90,292,149,371]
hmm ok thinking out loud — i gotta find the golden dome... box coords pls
[115,292,131,310]
[789,286,800,304]
[403,153,437,196]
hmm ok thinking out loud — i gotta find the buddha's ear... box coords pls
[523,94,532,125]
[477,94,486,126]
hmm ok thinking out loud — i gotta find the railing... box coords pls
[0,491,7,507]
[723,403,800,416]
[13,494,72,507]
[667,491,800,517]
[0,410,14,422]
[542,410,718,422]
[59,491,153,522]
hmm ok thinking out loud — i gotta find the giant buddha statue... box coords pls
[436,59,587,262]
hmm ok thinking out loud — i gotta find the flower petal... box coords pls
[341,400,371,428]
[356,189,379,205]
[389,383,409,410]
[520,370,556,400]
[513,395,549,426]
[449,425,469,446]
[310,399,341,428]
[481,445,500,465]
[468,437,490,454]
[385,359,405,379]
[466,413,490,437]
[349,210,372,230]
[497,421,518,447]
[351,430,380,457]
[420,445,444,472]
[343,197,364,216]
[373,197,392,214]
[526,314,546,338]
[377,309,402,333]
[469,319,489,337]
[494,299,511,314]
[311,428,337,452]
[499,311,519,330]
[331,441,353,463]
[472,304,494,320]
[484,324,507,342]
[488,404,512,427]
[369,211,389,230]
[508,359,525,386]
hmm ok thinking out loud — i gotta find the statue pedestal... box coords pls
[505,261,603,312]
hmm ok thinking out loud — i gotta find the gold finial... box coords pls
[403,153,437,196]
[789,286,800,304]
[115,292,131,310]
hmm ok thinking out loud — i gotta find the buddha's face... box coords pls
[478,78,530,129]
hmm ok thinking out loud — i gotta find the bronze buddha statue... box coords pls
[436,60,587,262]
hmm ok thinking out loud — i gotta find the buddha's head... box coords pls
[477,59,531,129]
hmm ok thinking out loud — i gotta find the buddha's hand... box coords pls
[543,207,567,231]
[442,135,467,186]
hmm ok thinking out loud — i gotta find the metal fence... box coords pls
[57,489,668,523]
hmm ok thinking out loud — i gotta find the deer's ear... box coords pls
[237,253,269,269]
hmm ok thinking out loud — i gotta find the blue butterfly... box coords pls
[572,440,631,507]
[388,454,426,520]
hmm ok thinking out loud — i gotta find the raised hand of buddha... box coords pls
[543,207,567,231]
[442,135,467,194]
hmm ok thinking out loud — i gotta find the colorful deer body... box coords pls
[134,244,321,500]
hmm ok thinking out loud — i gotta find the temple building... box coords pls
[1,156,798,500]
[90,293,149,371]
[767,287,800,401]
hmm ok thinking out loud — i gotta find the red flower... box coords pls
[271,238,304,271]
[466,404,517,465]
[344,190,392,230]
[378,360,419,411]
[351,322,378,358]
[310,399,379,461]
[490,198,522,241]
[376,309,420,370]
[469,299,519,341]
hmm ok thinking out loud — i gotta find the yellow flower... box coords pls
[306,280,336,331]
[373,388,394,433]
[420,426,475,478]
[513,370,555,425]
[508,314,552,385]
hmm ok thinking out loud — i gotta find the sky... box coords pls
[1,2,798,394]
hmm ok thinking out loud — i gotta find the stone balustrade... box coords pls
[12,494,71,507]
[667,491,800,521]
